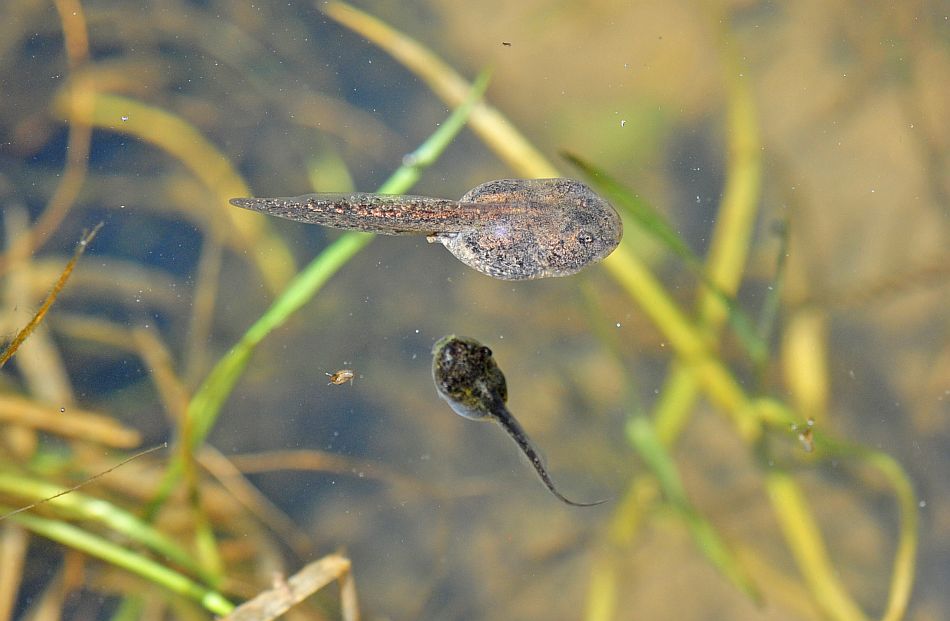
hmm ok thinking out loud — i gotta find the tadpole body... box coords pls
[431,335,605,507]
[230,178,622,280]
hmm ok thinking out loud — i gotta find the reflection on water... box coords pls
[1,1,947,619]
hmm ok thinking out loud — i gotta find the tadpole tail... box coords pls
[229,194,469,235]
[491,402,606,508]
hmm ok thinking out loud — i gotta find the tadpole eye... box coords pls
[576,231,595,244]
[479,346,492,357]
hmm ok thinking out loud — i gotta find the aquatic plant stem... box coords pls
[607,246,918,618]
[872,452,917,621]
[651,21,763,446]
[628,417,760,601]
[604,243,762,437]
[766,472,868,621]
[0,225,102,369]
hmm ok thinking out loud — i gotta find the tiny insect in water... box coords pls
[793,418,816,453]
[326,369,356,385]
[798,427,814,453]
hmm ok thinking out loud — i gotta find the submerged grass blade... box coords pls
[0,224,102,369]
[608,23,764,450]
[867,451,917,621]
[4,509,233,616]
[755,221,789,381]
[765,471,869,621]
[698,33,762,332]
[627,417,760,602]
[0,472,217,586]
[805,430,918,621]
[564,153,767,363]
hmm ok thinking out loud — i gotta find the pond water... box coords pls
[1,1,947,620]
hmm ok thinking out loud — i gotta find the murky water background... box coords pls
[1,1,947,620]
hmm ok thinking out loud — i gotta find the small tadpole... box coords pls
[326,369,356,385]
[502,41,512,47]
[432,335,606,507]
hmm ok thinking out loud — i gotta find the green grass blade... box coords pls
[755,221,788,346]
[379,69,492,193]
[5,508,234,616]
[0,473,215,584]
[799,430,918,621]
[765,472,869,621]
[627,416,760,602]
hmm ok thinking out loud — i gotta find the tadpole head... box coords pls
[538,179,622,277]
[431,335,507,420]
[447,178,623,280]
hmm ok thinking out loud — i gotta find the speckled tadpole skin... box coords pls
[230,178,622,281]
[432,335,605,507]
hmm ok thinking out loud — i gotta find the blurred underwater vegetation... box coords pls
[0,1,948,620]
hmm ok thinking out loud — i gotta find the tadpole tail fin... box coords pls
[229,194,467,235]
[492,403,606,508]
